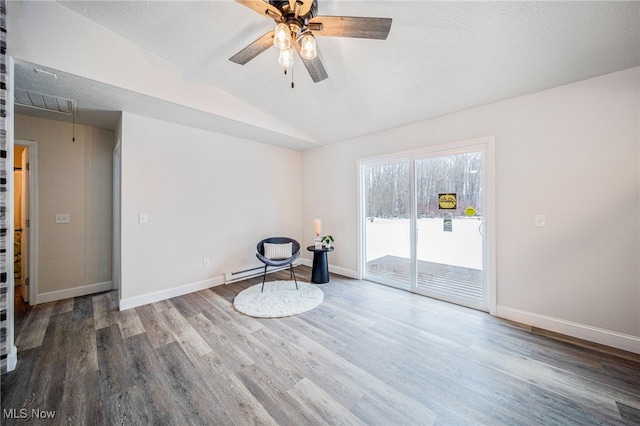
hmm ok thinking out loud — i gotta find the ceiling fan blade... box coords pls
[294,44,328,83]
[289,0,304,18]
[236,0,282,20]
[309,16,392,40]
[229,31,274,65]
[297,0,314,17]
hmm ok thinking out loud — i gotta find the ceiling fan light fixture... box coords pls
[299,33,317,59]
[230,0,392,84]
[274,22,292,50]
[278,46,295,68]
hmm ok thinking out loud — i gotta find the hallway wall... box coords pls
[15,115,115,302]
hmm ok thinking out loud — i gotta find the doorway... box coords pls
[113,141,121,300]
[13,146,26,300]
[14,140,37,305]
[359,138,495,312]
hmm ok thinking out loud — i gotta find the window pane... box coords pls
[364,162,411,287]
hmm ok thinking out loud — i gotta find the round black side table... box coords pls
[306,246,334,284]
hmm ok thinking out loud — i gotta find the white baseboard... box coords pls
[299,258,312,268]
[329,264,358,279]
[298,258,358,280]
[497,305,640,355]
[34,281,113,304]
[119,276,225,311]
[119,262,316,311]
[117,261,358,312]
[7,345,17,372]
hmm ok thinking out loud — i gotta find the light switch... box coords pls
[138,213,148,224]
[55,213,70,224]
[535,214,547,227]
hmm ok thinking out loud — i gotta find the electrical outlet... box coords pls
[203,258,210,268]
[138,213,148,224]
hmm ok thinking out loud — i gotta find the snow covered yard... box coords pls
[365,217,483,270]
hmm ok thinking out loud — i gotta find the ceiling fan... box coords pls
[229,0,392,83]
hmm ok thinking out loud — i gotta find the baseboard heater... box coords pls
[224,263,296,284]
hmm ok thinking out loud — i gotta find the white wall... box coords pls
[302,68,640,351]
[15,115,115,301]
[119,113,301,306]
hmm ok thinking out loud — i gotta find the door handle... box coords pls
[479,221,486,237]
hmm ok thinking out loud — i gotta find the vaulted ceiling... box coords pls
[13,1,640,150]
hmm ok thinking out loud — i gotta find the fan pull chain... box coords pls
[282,67,295,89]
[72,102,76,142]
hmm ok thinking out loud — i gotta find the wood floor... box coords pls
[2,266,640,425]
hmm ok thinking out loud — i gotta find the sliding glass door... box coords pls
[361,140,493,311]
[413,150,485,308]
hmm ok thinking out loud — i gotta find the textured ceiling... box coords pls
[14,1,640,150]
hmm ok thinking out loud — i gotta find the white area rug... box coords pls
[233,281,324,318]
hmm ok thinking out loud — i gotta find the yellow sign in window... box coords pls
[438,193,457,210]
[464,206,477,217]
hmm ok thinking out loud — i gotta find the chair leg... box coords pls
[261,264,268,292]
[290,263,298,290]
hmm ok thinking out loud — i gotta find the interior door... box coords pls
[20,147,29,302]
[113,142,121,299]
[362,141,492,312]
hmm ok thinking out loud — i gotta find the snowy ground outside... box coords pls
[366,217,483,270]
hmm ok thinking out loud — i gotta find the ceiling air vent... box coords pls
[14,88,74,115]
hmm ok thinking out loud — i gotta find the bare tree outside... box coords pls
[364,152,482,219]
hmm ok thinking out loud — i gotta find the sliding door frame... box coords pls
[357,136,496,315]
